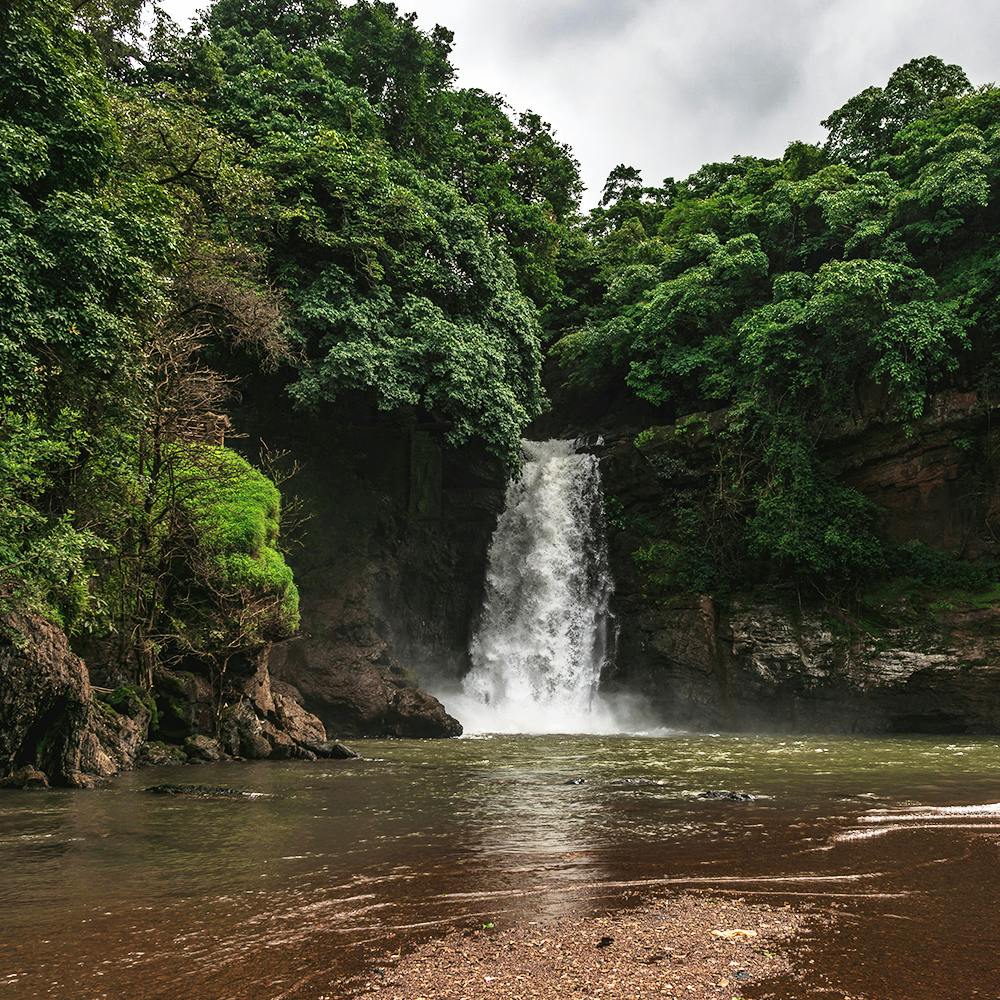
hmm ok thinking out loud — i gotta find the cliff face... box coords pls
[249,406,505,737]
[598,390,1000,733]
[606,594,1000,733]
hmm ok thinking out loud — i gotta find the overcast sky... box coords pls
[161,0,999,205]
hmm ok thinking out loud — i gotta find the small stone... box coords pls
[183,735,224,762]
[0,766,49,789]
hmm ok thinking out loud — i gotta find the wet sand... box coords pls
[361,894,816,1000]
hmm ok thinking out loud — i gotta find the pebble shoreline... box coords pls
[362,894,814,1000]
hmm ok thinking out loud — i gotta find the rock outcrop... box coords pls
[606,592,1000,733]
[0,608,339,787]
[233,405,487,737]
[269,639,462,737]
[0,612,150,787]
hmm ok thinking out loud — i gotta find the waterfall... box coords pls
[450,439,620,734]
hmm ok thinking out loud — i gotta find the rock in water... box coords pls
[0,611,149,787]
[697,790,756,802]
[144,784,250,798]
[270,639,463,739]
[272,688,326,745]
[303,740,359,760]
[0,766,49,789]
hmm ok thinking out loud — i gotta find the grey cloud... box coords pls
[514,0,654,49]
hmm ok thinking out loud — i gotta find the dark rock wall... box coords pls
[598,390,1000,733]
[604,594,1000,733]
[240,397,505,737]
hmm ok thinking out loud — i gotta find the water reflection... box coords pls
[1,734,999,998]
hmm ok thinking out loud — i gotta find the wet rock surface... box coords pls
[303,739,359,759]
[0,765,50,789]
[144,784,253,798]
[184,734,225,763]
[271,640,462,738]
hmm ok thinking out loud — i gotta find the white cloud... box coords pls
[159,0,1000,204]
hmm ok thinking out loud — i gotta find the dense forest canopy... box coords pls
[555,55,1000,593]
[3,0,1000,700]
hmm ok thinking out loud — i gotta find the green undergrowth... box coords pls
[97,684,159,727]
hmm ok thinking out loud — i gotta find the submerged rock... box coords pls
[697,790,756,802]
[144,784,250,798]
[303,739,359,760]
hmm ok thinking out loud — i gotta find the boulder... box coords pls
[259,719,316,760]
[140,741,188,766]
[273,690,327,746]
[218,702,271,759]
[0,765,49,789]
[0,611,145,787]
[303,739,359,760]
[384,686,462,738]
[184,734,225,763]
[270,640,462,738]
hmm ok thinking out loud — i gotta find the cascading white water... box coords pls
[448,439,620,734]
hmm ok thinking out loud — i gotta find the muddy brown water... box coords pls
[2,734,1000,999]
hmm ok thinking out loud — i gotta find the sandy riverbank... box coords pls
[360,894,819,999]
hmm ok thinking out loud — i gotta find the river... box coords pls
[3,733,1000,999]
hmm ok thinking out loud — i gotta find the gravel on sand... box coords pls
[362,894,812,999]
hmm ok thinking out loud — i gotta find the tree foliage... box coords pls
[558,56,1000,589]
[0,0,582,697]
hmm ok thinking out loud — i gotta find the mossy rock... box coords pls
[139,741,188,766]
[99,684,159,728]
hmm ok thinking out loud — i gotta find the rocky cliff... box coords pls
[235,392,506,737]
[597,390,1000,733]
[0,610,339,787]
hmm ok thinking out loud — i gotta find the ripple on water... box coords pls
[3,734,1000,1000]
